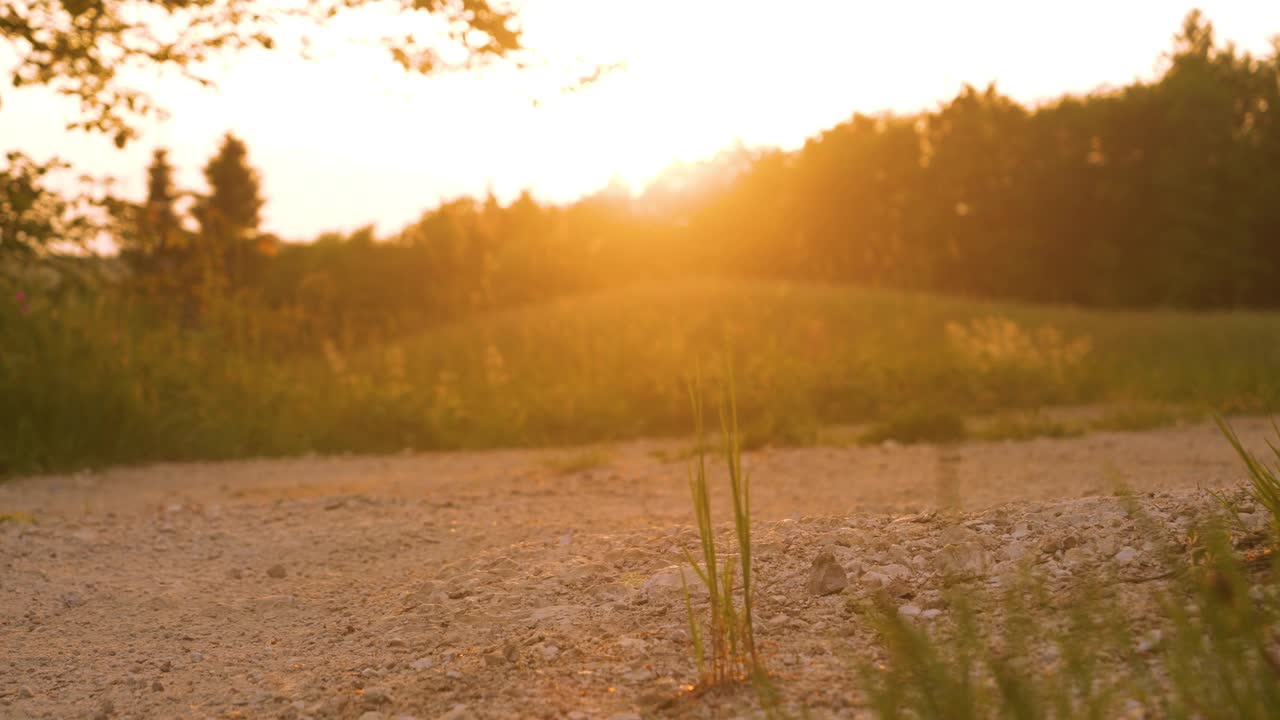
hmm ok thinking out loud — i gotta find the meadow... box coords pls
[7,277,1280,476]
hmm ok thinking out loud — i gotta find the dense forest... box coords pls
[7,11,1280,341]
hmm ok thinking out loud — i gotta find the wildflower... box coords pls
[14,290,26,304]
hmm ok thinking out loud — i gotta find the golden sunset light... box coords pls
[4,0,1277,238]
[8,2,1280,717]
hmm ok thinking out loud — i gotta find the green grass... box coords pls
[8,278,1280,474]
[852,421,1280,719]
[0,511,36,524]
[542,448,612,475]
[859,406,969,445]
[859,550,1280,718]
[681,370,762,685]
[974,411,1085,442]
[1218,416,1280,533]
[1092,404,1195,433]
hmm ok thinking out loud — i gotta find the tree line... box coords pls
[14,10,1280,340]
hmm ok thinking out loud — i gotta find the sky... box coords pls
[4,1,1280,240]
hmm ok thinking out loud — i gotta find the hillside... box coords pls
[8,279,1280,475]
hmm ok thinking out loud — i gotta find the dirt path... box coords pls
[0,418,1274,720]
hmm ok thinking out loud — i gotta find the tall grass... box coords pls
[681,369,762,685]
[859,422,1280,718]
[8,278,1280,474]
[1217,416,1280,533]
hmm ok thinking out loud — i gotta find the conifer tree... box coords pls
[195,133,265,289]
[139,148,180,254]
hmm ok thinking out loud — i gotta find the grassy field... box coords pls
[7,278,1280,475]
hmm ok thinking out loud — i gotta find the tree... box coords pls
[0,0,522,147]
[139,149,181,253]
[0,152,98,259]
[194,132,265,288]
[200,133,262,234]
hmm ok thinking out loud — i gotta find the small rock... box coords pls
[189,651,204,663]
[541,645,561,660]
[1115,546,1138,564]
[872,563,912,580]
[361,686,393,706]
[160,660,172,673]
[1002,543,1028,561]
[617,637,647,651]
[267,564,287,579]
[922,609,943,620]
[17,687,32,699]
[61,592,85,609]
[94,699,115,719]
[940,525,975,545]
[440,703,471,720]
[622,669,655,682]
[898,604,922,617]
[806,551,848,596]
[861,571,892,588]
[936,543,989,575]
[643,565,706,594]
[151,680,164,692]
[1010,522,1031,539]
[1136,629,1162,653]
[409,657,434,671]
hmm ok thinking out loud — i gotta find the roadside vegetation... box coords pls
[678,384,1280,717]
[854,417,1280,718]
[7,279,1280,475]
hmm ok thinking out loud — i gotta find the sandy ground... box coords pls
[1,417,1276,720]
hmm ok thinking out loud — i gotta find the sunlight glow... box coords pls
[3,0,1280,238]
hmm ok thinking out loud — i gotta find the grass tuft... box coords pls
[1090,403,1197,433]
[974,411,1085,442]
[681,366,763,686]
[858,421,1280,718]
[0,511,36,524]
[542,448,612,475]
[1216,416,1280,534]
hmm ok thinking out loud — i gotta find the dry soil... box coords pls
[1,417,1276,720]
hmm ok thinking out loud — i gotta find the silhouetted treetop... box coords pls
[0,0,522,147]
[93,9,1280,323]
[200,133,263,234]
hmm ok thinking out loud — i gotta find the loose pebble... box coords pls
[806,551,848,596]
